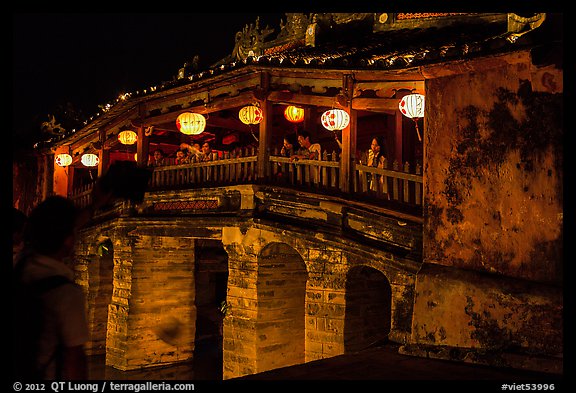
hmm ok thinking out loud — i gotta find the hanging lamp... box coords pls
[55,153,72,167]
[118,130,138,145]
[399,93,424,142]
[284,105,305,123]
[239,105,263,125]
[176,112,206,135]
[321,109,350,131]
[81,153,99,167]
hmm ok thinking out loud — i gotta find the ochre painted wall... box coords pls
[423,58,562,283]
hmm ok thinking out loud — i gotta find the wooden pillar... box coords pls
[137,104,149,167]
[53,145,71,197]
[339,74,356,193]
[257,72,270,181]
[394,106,404,165]
[136,126,149,167]
[98,128,110,177]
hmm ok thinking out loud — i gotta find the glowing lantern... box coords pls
[399,93,425,141]
[176,112,206,135]
[118,130,138,145]
[239,105,263,125]
[321,109,350,131]
[284,106,305,123]
[55,153,72,167]
[399,93,425,119]
[81,153,99,167]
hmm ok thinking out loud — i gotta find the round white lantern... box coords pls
[321,109,350,131]
[81,153,99,167]
[55,153,72,167]
[399,93,425,119]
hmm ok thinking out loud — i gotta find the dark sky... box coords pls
[12,13,286,145]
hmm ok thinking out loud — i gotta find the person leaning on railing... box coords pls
[290,130,322,161]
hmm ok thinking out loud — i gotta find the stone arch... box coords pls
[256,242,308,373]
[344,265,392,352]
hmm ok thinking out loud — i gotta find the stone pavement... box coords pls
[89,342,567,390]
[232,343,563,382]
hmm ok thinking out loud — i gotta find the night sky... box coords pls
[12,13,286,147]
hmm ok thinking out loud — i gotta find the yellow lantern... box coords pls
[284,105,305,123]
[239,105,263,125]
[176,112,206,135]
[118,130,138,145]
[55,153,72,167]
[81,153,99,167]
[321,109,350,131]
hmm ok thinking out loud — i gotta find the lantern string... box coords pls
[413,119,422,142]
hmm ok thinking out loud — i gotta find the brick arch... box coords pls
[344,265,392,352]
[256,242,308,373]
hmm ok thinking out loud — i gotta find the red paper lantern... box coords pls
[284,106,305,123]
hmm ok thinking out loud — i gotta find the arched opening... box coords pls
[344,265,392,353]
[257,242,307,373]
[193,239,228,380]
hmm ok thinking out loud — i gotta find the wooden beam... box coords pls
[267,91,342,108]
[352,97,400,112]
[141,91,256,126]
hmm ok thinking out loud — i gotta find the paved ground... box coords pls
[89,341,565,387]
[234,343,562,381]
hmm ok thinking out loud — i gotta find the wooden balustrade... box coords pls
[69,148,423,209]
[149,147,258,189]
[354,157,422,205]
[69,182,94,209]
[268,149,341,190]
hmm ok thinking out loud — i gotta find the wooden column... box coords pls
[137,104,149,167]
[257,72,270,180]
[98,128,110,177]
[53,145,71,197]
[339,75,356,193]
[394,111,403,165]
[136,126,149,167]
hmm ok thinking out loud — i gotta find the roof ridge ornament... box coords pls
[506,13,546,43]
[232,16,276,62]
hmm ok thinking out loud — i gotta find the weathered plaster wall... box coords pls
[424,58,563,283]
[411,56,563,370]
[409,264,562,364]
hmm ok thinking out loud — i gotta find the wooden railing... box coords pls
[149,147,258,189]
[354,158,423,205]
[69,182,94,209]
[268,150,341,190]
[69,148,423,210]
